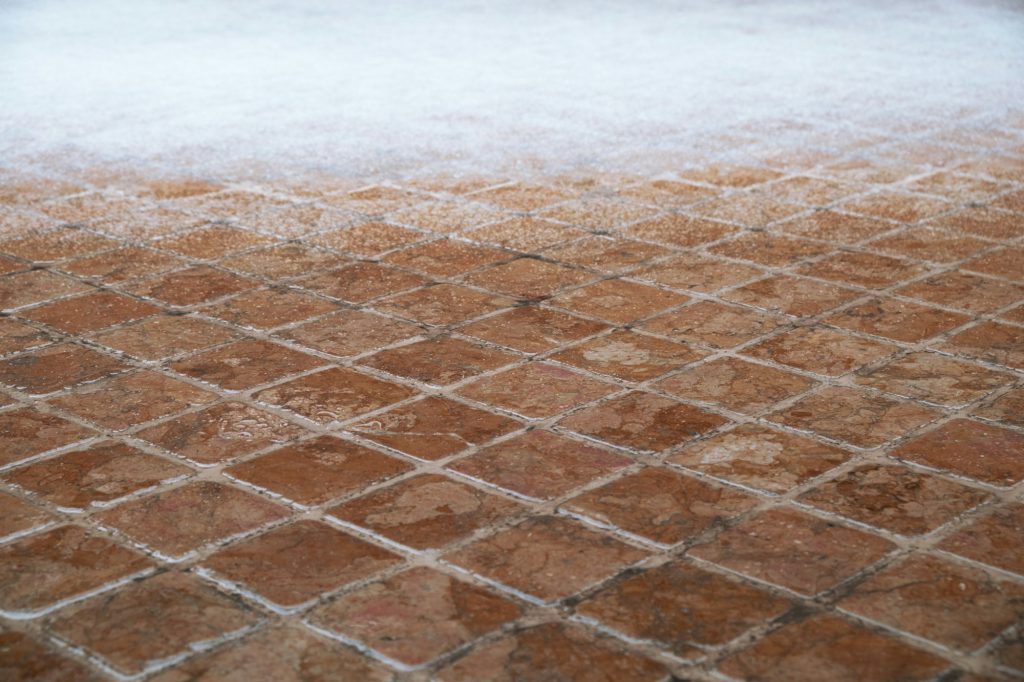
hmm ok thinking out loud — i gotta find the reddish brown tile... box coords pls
[0,270,91,311]
[973,388,1024,427]
[855,352,1011,407]
[839,190,953,223]
[388,200,506,233]
[710,233,829,267]
[457,362,615,419]
[964,246,1024,282]
[0,317,50,356]
[798,251,927,289]
[540,198,657,230]
[637,253,763,292]
[384,238,508,276]
[374,283,513,326]
[0,343,128,395]
[219,243,346,279]
[170,339,324,391]
[891,418,1024,487]
[552,330,706,382]
[297,262,428,303]
[280,309,420,358]
[460,306,606,354]
[157,225,274,259]
[0,228,118,262]
[0,627,101,682]
[467,217,584,252]
[641,301,784,349]
[724,276,860,318]
[0,407,94,469]
[617,179,716,207]
[657,357,815,414]
[825,297,970,342]
[898,271,1024,314]
[942,321,1024,369]
[311,221,425,256]
[869,226,989,264]
[470,183,574,211]
[679,165,782,188]
[19,290,159,334]
[92,315,238,361]
[931,205,1023,240]
[61,246,182,283]
[0,491,52,540]
[463,258,593,299]
[939,503,1024,576]
[745,326,897,377]
[360,337,514,386]
[623,214,736,248]
[203,287,336,330]
[543,236,670,273]
[129,265,255,307]
[255,367,415,424]
[777,209,895,244]
[550,278,687,324]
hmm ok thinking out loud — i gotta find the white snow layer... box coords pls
[1,0,1022,176]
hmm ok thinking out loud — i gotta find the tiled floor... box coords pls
[1,118,1023,681]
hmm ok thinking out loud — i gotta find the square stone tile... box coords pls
[60,246,183,283]
[384,238,508,276]
[0,318,50,356]
[329,473,524,550]
[91,315,238,361]
[543,236,670,273]
[824,297,970,342]
[640,301,785,349]
[930,205,1023,240]
[0,491,52,540]
[839,554,1024,652]
[558,391,728,452]
[618,179,716,208]
[766,176,863,206]
[296,262,428,303]
[466,217,585,251]
[225,435,411,507]
[668,424,852,494]
[973,388,1024,427]
[388,200,506,233]
[128,265,256,307]
[550,278,687,324]
[0,407,95,469]
[770,387,940,448]
[0,525,152,615]
[49,571,259,676]
[0,255,24,276]
[941,321,1023,369]
[904,170,1010,201]
[563,467,758,545]
[776,209,895,244]
[19,290,160,335]
[552,330,706,382]
[868,226,989,264]
[360,337,515,386]
[374,283,513,326]
[0,343,128,395]
[578,561,790,655]
[0,228,117,262]
[797,251,927,289]
[157,225,274,259]
[443,516,648,603]
[689,508,895,595]
[457,362,615,419]
[311,221,425,256]
[202,520,401,610]
[0,627,101,682]
[97,481,289,560]
[323,185,419,215]
[693,193,806,228]
[219,243,347,279]
[450,430,631,501]
[471,182,575,211]
[657,357,815,414]
[463,258,593,299]
[460,306,606,354]
[637,253,763,292]
[348,396,520,461]
[898,272,1024,314]
[255,367,415,425]
[279,309,421,358]
[717,614,948,682]
[839,190,953,223]
[798,463,991,536]
[724,276,861,318]
[854,352,1012,407]
[891,418,1024,487]
[963,246,1024,281]
[540,197,657,230]
[203,287,337,330]
[170,339,324,391]
[679,166,781,189]
[710,233,829,266]
[308,566,521,667]
[3,441,190,511]
[743,326,897,377]
[939,503,1024,576]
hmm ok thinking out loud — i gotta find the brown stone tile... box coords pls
[964,246,1024,282]
[767,176,864,206]
[97,481,288,560]
[942,321,1024,369]
[898,271,1024,314]
[0,270,90,311]
[0,407,95,469]
[579,561,790,654]
[855,352,1012,407]
[711,233,829,267]
[931,205,1023,240]
[0,491,51,540]
[467,217,584,252]
[891,418,1024,487]
[310,566,521,666]
[617,179,716,207]
[939,503,1024,576]
[157,225,274,259]
[839,554,1024,651]
[973,388,1024,427]
[641,301,785,349]
[550,278,687,324]
[679,165,782,188]
[460,306,606,354]
[463,258,593,299]
[1001,304,1024,324]
[359,337,514,386]
[542,236,670,273]
[469,183,574,212]
[296,262,428,303]
[540,197,657,230]
[436,622,665,682]
[564,467,757,545]
[993,188,1024,213]
[388,200,506,233]
[225,435,411,507]
[839,190,953,223]
[0,525,152,615]
[623,214,736,248]
[0,317,50,356]
[3,441,190,511]
[170,339,324,391]
[457,362,615,419]
[868,226,989,264]
[330,473,523,550]
[255,367,415,424]
[798,251,927,289]
[904,170,1010,202]
[0,255,24,276]
[93,315,238,361]
[0,627,101,682]
[724,275,860,317]
[799,463,990,536]
[825,297,970,342]
[280,309,420,358]
[384,238,508,276]
[203,287,337,330]
[19,290,160,334]
[311,221,425,256]
[692,192,805,228]
[348,396,520,461]
[636,250,763,294]
[219,243,346,279]
[776,209,895,244]
[49,571,259,676]
[770,387,939,448]
[323,185,419,215]
[690,508,895,595]
[743,326,897,377]
[0,228,118,262]
[129,265,256,307]
[558,391,728,452]
[443,516,647,603]
[717,614,948,682]
[60,246,183,283]
[657,357,815,414]
[450,430,631,501]
[552,330,706,382]
[0,343,128,395]
[203,520,400,609]
[374,283,513,326]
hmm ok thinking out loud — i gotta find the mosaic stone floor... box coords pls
[0,118,1023,681]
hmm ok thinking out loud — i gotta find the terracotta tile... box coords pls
[463,258,593,299]
[767,176,862,206]
[467,217,584,251]
[170,339,324,391]
[868,226,989,264]
[973,388,1024,427]
[0,491,51,540]
[460,306,606,354]
[942,321,1024,369]
[312,221,425,256]
[436,622,665,682]
[0,255,26,275]
[129,265,256,307]
[579,561,789,654]
[798,251,927,289]
[19,290,159,334]
[49,571,259,675]
[891,419,1024,487]
[744,326,897,377]
[60,246,182,283]
[219,243,346,279]
[92,315,238,361]
[724,275,860,317]
[770,387,939,448]
[692,192,805,227]
[1001,304,1024,325]
[296,262,428,303]
[255,367,415,424]
[963,246,1024,282]
[550,278,687,324]
[330,473,523,550]
[0,525,151,615]
[309,566,521,666]
[641,301,784,349]
[839,190,953,223]
[711,233,829,267]
[540,197,657,230]
[97,481,288,560]
[898,271,1024,314]
[360,337,514,386]
[558,391,728,452]
[905,170,1009,201]
[718,614,948,682]
[0,317,50,356]
[0,270,90,311]
[225,435,411,507]
[617,179,716,207]
[457,363,615,419]
[203,287,337,330]
[0,627,101,682]
[3,440,190,511]
[384,238,508,276]
[930,205,1023,240]
[855,352,1012,407]
[157,225,274,259]
[799,463,990,536]
[348,396,519,461]
[374,283,513,326]
[203,520,400,609]
[388,200,506,233]
[553,330,705,382]
[323,185,420,215]
[939,503,1024,576]
[776,209,895,244]
[38,195,145,228]
[658,357,815,414]
[0,343,128,395]
[679,165,782,188]
[0,228,118,262]
[543,236,670,272]
[840,554,1024,651]
[624,214,736,248]
[450,430,630,500]
[280,309,420,358]
[0,407,96,470]
[637,252,763,292]
[443,516,647,603]
[468,183,572,211]
[825,297,970,342]
[690,508,894,595]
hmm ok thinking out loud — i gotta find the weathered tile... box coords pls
[203,287,337,330]
[311,221,425,256]
[641,301,784,349]
[710,233,828,266]
[973,388,1024,427]
[617,179,715,208]
[825,297,970,342]
[463,258,593,299]
[776,209,894,244]
[19,290,159,334]
[744,326,896,377]
[552,330,706,382]
[797,251,926,289]
[839,190,953,223]
[466,217,584,251]
[657,357,814,414]
[0,491,52,540]
[457,363,615,419]
[279,309,420,358]
[540,197,657,230]
[0,228,118,262]
[963,246,1024,281]
[0,343,128,395]
[898,271,1024,314]
[0,317,50,356]
[129,265,256,307]
[60,246,183,283]
[891,419,1024,487]
[255,367,415,424]
[388,200,506,233]
[543,236,670,272]
[93,315,238,362]
[939,503,1024,576]
[854,352,1011,407]
[460,306,606,354]
[679,165,782,188]
[0,407,95,469]
[157,225,274,259]
[296,262,428,303]
[471,183,574,211]
[551,278,687,325]
[941,321,1023,369]
[930,205,1023,240]
[637,253,763,292]
[724,276,860,318]
[219,243,346,279]
[374,284,513,326]
[170,339,324,391]
[384,238,509,277]
[0,627,101,681]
